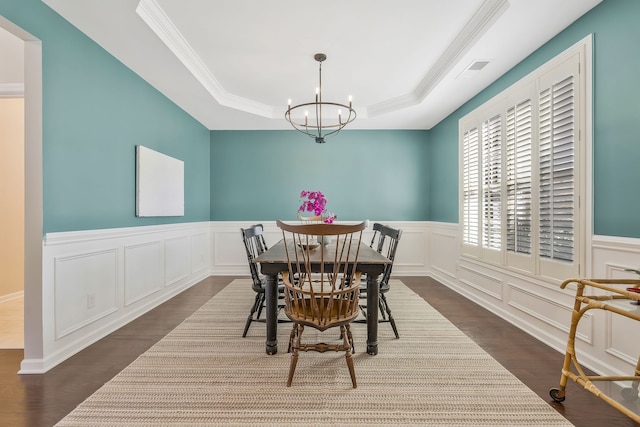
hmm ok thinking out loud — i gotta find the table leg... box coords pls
[264,273,278,355]
[366,273,379,355]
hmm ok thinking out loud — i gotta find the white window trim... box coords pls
[458,34,592,283]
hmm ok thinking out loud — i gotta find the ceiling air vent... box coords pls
[457,60,490,79]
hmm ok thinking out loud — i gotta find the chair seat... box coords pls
[359,276,391,293]
[286,297,360,331]
[256,277,285,293]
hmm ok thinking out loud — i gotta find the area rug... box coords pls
[56,280,573,426]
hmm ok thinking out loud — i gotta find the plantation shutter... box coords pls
[482,114,502,250]
[539,75,575,263]
[506,100,532,255]
[460,41,585,280]
[463,127,480,248]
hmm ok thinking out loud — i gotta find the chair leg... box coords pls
[288,323,297,353]
[242,292,263,337]
[345,323,355,353]
[287,324,302,387]
[380,294,399,339]
[343,325,357,388]
[378,298,387,320]
[256,293,265,320]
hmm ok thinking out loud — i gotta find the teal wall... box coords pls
[210,130,429,221]
[3,0,640,237]
[0,0,211,233]
[429,0,640,237]
[589,0,640,237]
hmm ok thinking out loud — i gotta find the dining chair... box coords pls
[240,224,285,337]
[276,219,366,388]
[358,223,402,339]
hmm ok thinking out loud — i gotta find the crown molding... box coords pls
[136,0,275,118]
[367,0,509,117]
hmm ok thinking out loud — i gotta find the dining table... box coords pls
[253,238,391,356]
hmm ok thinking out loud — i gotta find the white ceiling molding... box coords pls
[0,83,24,97]
[367,0,509,118]
[136,0,275,118]
[39,0,603,130]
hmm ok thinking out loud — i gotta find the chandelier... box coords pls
[285,53,356,144]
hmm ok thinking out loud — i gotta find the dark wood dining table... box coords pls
[253,238,391,356]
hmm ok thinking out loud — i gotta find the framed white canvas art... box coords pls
[136,145,184,217]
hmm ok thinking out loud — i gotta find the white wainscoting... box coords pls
[24,222,212,373]
[26,220,640,377]
[209,221,432,277]
[427,225,640,380]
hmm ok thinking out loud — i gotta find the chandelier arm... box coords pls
[287,119,321,140]
[286,102,355,128]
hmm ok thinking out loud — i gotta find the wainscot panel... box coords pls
[54,249,118,339]
[430,225,458,280]
[507,283,593,346]
[458,264,504,302]
[30,222,212,374]
[191,232,210,275]
[608,311,640,366]
[165,235,190,286]
[124,241,164,306]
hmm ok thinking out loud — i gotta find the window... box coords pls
[460,37,589,280]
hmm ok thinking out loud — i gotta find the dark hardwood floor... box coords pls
[0,275,638,426]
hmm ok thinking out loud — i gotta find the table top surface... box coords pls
[254,239,391,266]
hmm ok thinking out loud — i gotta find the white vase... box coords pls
[317,235,332,246]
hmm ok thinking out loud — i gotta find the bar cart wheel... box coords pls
[549,388,566,402]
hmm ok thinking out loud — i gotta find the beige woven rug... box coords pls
[56,280,572,426]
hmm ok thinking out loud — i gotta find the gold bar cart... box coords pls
[550,278,640,423]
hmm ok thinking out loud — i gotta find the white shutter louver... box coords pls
[463,128,479,246]
[482,115,502,250]
[539,76,575,263]
[506,100,532,255]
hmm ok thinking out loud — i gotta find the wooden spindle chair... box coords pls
[276,219,366,388]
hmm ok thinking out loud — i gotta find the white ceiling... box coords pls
[39,0,602,130]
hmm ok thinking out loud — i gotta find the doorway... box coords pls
[0,15,44,371]
[0,96,24,349]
